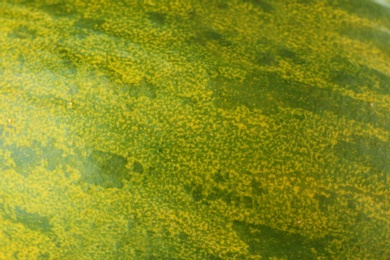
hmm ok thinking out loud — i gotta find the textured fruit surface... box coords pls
[0,0,389,259]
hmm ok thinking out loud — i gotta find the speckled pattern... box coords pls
[0,0,389,259]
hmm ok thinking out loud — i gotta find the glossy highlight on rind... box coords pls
[0,0,389,259]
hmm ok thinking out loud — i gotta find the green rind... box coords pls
[0,0,389,259]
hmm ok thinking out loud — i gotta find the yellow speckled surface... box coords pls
[0,0,389,259]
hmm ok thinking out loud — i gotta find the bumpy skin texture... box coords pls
[0,0,389,259]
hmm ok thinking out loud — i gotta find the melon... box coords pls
[0,0,389,259]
